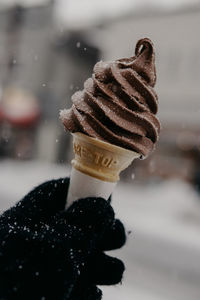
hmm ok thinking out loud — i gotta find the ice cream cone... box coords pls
[71,132,140,182]
[61,38,160,207]
[66,132,140,207]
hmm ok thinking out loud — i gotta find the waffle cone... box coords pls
[71,133,140,182]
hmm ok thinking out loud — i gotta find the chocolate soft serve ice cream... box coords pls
[60,38,160,157]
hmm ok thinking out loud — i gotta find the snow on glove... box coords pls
[0,178,126,300]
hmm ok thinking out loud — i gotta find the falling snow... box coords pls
[131,173,135,180]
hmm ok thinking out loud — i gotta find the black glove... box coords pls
[0,178,126,300]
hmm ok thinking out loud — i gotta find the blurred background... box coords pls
[0,0,200,299]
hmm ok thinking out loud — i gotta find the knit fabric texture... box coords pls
[0,178,126,300]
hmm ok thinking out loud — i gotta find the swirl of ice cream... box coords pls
[60,38,160,157]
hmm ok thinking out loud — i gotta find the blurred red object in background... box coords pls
[0,87,40,127]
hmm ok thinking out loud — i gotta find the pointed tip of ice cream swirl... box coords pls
[118,38,156,87]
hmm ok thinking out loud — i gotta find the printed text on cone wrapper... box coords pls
[73,142,118,168]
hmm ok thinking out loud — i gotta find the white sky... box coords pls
[55,0,200,29]
[0,0,199,8]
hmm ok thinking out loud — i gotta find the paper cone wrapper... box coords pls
[66,132,140,208]
[71,133,140,182]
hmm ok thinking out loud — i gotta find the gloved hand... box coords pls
[0,178,126,300]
